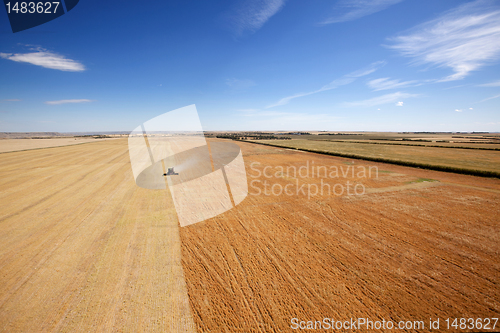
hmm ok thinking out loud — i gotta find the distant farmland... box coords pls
[250,139,500,177]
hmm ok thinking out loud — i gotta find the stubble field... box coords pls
[0,138,499,332]
[0,139,195,332]
[0,138,118,153]
[181,140,500,332]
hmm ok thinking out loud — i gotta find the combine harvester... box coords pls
[164,167,179,176]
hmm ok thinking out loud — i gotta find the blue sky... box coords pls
[0,0,499,132]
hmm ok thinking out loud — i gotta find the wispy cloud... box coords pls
[396,101,404,106]
[267,61,386,108]
[342,92,418,107]
[479,93,500,103]
[443,84,469,90]
[1,99,21,102]
[227,0,286,36]
[45,99,94,105]
[367,77,418,91]
[387,0,500,81]
[226,78,256,89]
[320,0,403,25]
[0,48,85,72]
[478,80,500,87]
[455,109,463,112]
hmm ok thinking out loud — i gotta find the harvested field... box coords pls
[181,141,500,332]
[0,138,117,153]
[0,138,499,332]
[313,139,500,150]
[251,139,500,176]
[283,132,500,144]
[0,139,195,332]
[247,132,500,149]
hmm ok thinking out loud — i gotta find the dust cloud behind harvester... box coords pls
[128,105,248,226]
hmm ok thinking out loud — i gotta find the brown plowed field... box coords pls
[0,138,499,332]
[180,140,500,332]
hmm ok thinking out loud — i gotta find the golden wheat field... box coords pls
[0,138,116,153]
[0,139,195,332]
[0,138,499,332]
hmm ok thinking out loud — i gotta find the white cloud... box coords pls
[478,80,500,87]
[267,61,386,108]
[345,61,387,77]
[443,84,468,90]
[0,49,85,72]
[320,0,403,24]
[227,0,286,36]
[342,92,418,107]
[455,109,462,112]
[45,99,94,105]
[479,93,500,103]
[387,0,500,81]
[469,107,474,110]
[396,101,404,106]
[367,77,418,91]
